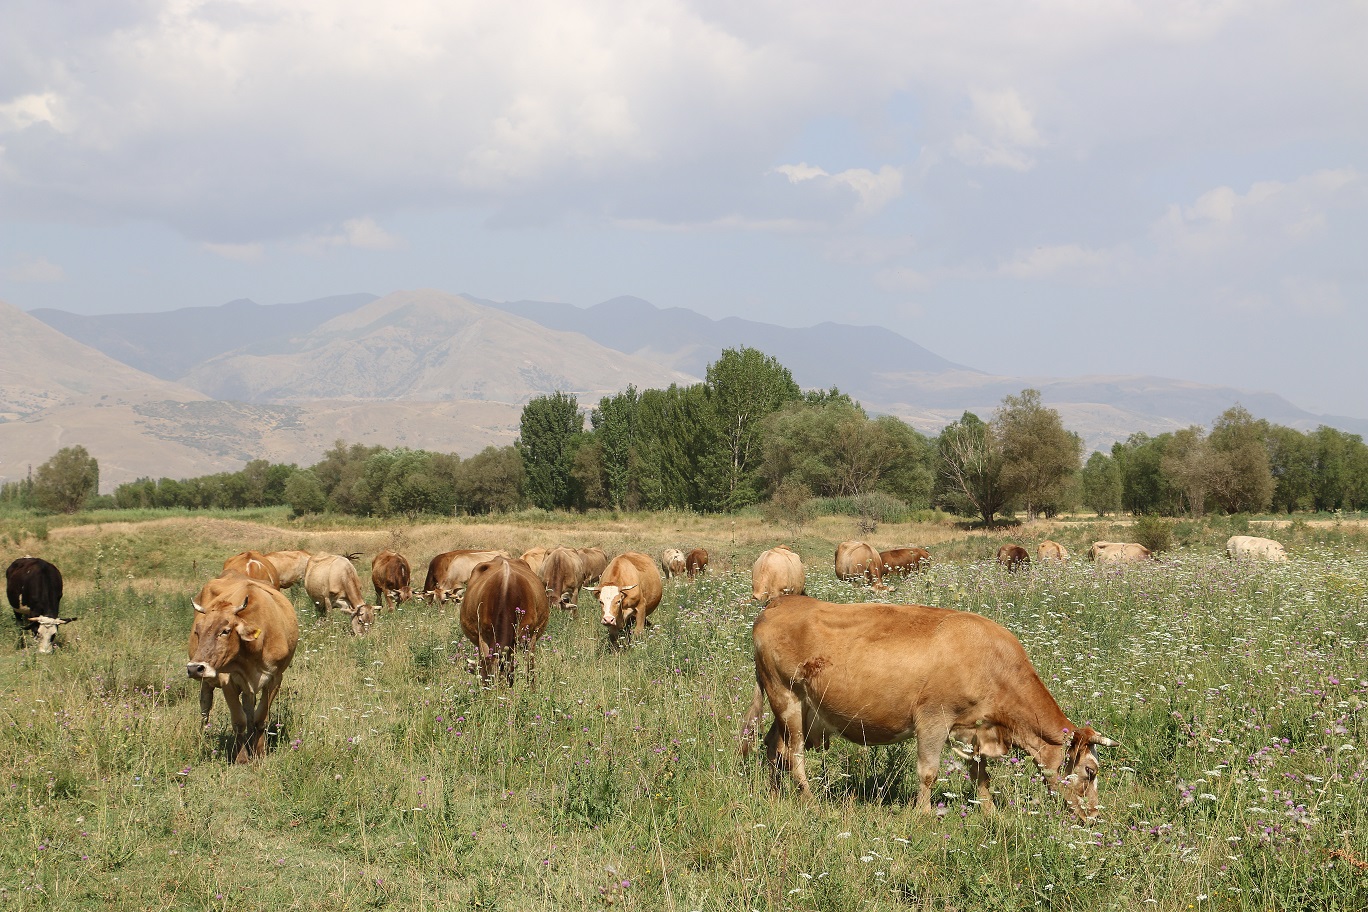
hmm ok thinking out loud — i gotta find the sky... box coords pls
[2,1,1365,416]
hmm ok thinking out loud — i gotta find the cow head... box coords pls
[187,596,260,679]
[29,616,77,654]
[349,603,378,636]
[588,584,636,629]
[1054,727,1119,821]
[389,585,414,606]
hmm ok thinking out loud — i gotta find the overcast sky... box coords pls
[2,1,1364,416]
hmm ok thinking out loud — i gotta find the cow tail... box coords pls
[738,680,767,758]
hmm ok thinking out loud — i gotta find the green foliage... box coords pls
[284,469,327,516]
[1132,514,1174,553]
[1080,450,1123,516]
[994,388,1082,519]
[935,411,1008,524]
[453,445,524,514]
[32,445,100,513]
[705,346,802,509]
[517,391,585,510]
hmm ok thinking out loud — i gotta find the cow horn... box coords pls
[233,597,250,615]
[1088,732,1119,748]
[192,601,206,614]
[620,584,636,592]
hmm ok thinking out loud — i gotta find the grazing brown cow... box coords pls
[740,596,1116,820]
[460,556,549,686]
[660,548,687,579]
[685,548,709,579]
[752,546,805,603]
[834,540,883,584]
[879,547,930,577]
[1088,541,1153,564]
[371,550,414,610]
[222,551,281,588]
[1226,535,1288,562]
[591,552,664,647]
[303,553,376,634]
[996,544,1031,571]
[576,547,609,585]
[187,575,299,763]
[264,550,312,588]
[520,547,550,575]
[1037,540,1069,563]
[540,546,585,615]
[423,549,507,604]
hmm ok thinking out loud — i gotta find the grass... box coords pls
[1,512,1366,910]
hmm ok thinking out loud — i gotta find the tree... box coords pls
[1266,425,1316,513]
[1207,405,1273,513]
[1113,433,1181,515]
[517,392,584,510]
[935,412,1008,524]
[32,446,99,513]
[591,387,641,510]
[1161,427,1212,516]
[455,446,525,514]
[284,470,327,516]
[569,437,609,510]
[633,383,723,511]
[1079,451,1122,516]
[706,347,801,509]
[994,389,1082,521]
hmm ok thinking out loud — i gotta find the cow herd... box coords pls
[3,528,1294,819]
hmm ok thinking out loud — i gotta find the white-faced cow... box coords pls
[187,575,300,763]
[303,553,377,634]
[752,546,805,604]
[740,596,1117,821]
[591,552,663,648]
[459,556,549,686]
[1226,535,1288,562]
[7,558,77,651]
[371,550,414,610]
[834,540,883,585]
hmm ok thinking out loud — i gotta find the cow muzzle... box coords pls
[186,662,217,679]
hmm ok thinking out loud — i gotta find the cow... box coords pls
[879,547,930,578]
[423,549,507,604]
[540,546,585,615]
[590,552,664,648]
[739,596,1117,821]
[660,548,687,579]
[1226,535,1288,562]
[459,556,549,686]
[187,575,299,763]
[1037,540,1069,563]
[997,544,1031,572]
[685,548,710,579]
[222,551,281,587]
[1088,541,1154,564]
[371,550,414,610]
[264,550,312,588]
[834,540,883,585]
[520,547,550,575]
[7,557,63,628]
[577,547,609,585]
[303,553,376,633]
[29,616,78,654]
[752,546,805,604]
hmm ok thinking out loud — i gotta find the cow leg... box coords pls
[968,754,995,814]
[238,691,261,761]
[764,689,812,796]
[477,639,497,685]
[198,681,216,732]
[914,716,953,813]
[249,679,283,760]
[222,687,249,763]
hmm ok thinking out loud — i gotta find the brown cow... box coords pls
[423,549,507,604]
[1037,540,1069,563]
[371,550,414,610]
[187,575,299,763]
[303,553,376,634]
[460,556,549,686]
[685,548,709,579]
[520,547,550,575]
[1088,541,1153,564]
[263,550,311,588]
[660,548,687,579]
[997,544,1031,572]
[752,546,805,603]
[879,547,930,577]
[222,551,280,588]
[540,546,585,615]
[576,547,609,585]
[740,596,1116,820]
[591,552,663,648]
[834,540,882,584]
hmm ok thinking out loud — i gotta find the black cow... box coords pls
[7,557,64,629]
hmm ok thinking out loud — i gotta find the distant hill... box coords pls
[176,289,696,402]
[31,293,378,381]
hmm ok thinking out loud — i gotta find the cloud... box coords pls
[874,266,930,293]
[0,92,63,132]
[4,254,64,283]
[772,162,904,214]
[202,241,265,262]
[300,218,402,252]
[998,243,1119,281]
[951,88,1044,171]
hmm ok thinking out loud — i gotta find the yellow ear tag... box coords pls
[252,628,263,639]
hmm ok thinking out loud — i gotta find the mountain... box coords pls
[176,289,695,402]
[30,293,377,381]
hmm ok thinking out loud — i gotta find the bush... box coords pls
[808,492,911,524]
[1132,514,1174,553]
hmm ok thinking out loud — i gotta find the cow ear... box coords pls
[237,624,263,642]
[192,600,206,614]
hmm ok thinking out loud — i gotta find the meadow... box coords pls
[1,509,1365,911]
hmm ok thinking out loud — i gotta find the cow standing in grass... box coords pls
[834,541,882,585]
[591,552,663,648]
[752,546,805,604]
[222,551,280,587]
[997,544,1031,571]
[371,550,414,610]
[460,556,549,687]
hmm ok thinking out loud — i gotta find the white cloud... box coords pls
[772,162,904,214]
[999,243,1118,281]
[202,241,265,262]
[4,254,64,283]
[951,88,1045,171]
[301,217,402,252]
[1281,277,1345,317]
[0,92,63,132]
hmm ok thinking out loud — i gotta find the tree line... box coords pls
[4,346,1368,521]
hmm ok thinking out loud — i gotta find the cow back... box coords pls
[372,550,411,588]
[835,540,882,582]
[222,551,281,587]
[461,557,549,648]
[541,547,584,603]
[576,547,609,585]
[265,550,312,588]
[752,546,805,602]
[304,553,366,610]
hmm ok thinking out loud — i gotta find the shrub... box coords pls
[1132,514,1174,553]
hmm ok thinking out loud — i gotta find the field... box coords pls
[1,510,1366,911]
